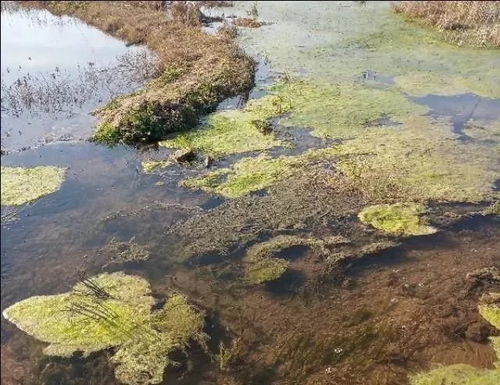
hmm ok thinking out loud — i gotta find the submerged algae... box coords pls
[410,294,500,385]
[2,273,206,385]
[336,115,499,203]
[1,166,66,206]
[182,153,299,198]
[142,159,174,173]
[159,94,288,156]
[245,258,289,284]
[358,203,436,236]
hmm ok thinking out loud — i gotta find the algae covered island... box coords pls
[1,2,500,385]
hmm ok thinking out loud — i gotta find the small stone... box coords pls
[171,149,195,163]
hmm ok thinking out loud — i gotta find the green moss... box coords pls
[2,273,206,385]
[358,203,436,236]
[142,160,173,173]
[336,115,498,203]
[159,94,289,156]
[245,257,289,284]
[246,234,349,261]
[479,303,500,330]
[1,166,66,206]
[182,154,299,197]
[410,364,500,385]
[274,81,428,139]
[395,71,500,98]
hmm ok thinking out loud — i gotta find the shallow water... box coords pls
[1,2,500,385]
[1,2,155,152]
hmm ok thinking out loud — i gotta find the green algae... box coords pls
[246,234,349,261]
[358,203,436,236]
[1,166,66,206]
[159,94,288,156]
[243,234,350,284]
[142,159,174,173]
[395,71,500,98]
[182,153,299,198]
[274,80,428,139]
[410,364,500,385]
[2,272,206,385]
[410,293,500,385]
[101,237,150,265]
[336,115,499,203]
[232,2,500,98]
[245,257,289,284]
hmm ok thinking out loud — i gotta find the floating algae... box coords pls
[1,166,66,206]
[182,154,298,198]
[358,203,436,236]
[2,272,206,385]
[410,293,500,385]
[336,115,499,203]
[159,94,288,157]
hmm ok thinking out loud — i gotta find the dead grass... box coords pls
[233,18,265,28]
[21,1,254,144]
[392,1,500,47]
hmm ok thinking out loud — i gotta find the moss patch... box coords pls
[274,81,428,139]
[182,154,299,198]
[1,166,66,206]
[2,272,206,385]
[336,115,498,203]
[358,203,436,236]
[159,94,288,156]
[410,364,500,385]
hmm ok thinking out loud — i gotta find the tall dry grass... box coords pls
[392,1,500,47]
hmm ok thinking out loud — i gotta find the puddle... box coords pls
[411,93,500,140]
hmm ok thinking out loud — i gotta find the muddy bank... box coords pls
[20,1,254,144]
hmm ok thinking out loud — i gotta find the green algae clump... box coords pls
[358,203,436,236]
[159,94,288,157]
[410,364,500,385]
[2,272,206,385]
[245,257,289,284]
[1,166,66,206]
[182,154,299,198]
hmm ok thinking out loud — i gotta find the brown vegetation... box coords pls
[21,1,254,144]
[392,1,500,47]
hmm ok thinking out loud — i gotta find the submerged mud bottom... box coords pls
[4,216,492,385]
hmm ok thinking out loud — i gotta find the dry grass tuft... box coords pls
[21,1,254,144]
[392,1,500,47]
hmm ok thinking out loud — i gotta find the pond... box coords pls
[1,2,499,385]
